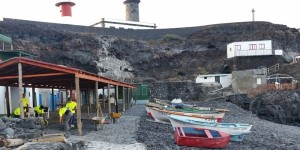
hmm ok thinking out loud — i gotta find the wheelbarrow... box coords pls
[91,116,106,131]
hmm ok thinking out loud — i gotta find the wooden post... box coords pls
[115,85,118,113]
[60,91,63,105]
[18,62,24,119]
[87,90,90,118]
[102,88,105,108]
[32,86,36,107]
[70,82,73,100]
[131,88,135,105]
[75,76,82,136]
[122,87,126,112]
[5,86,10,117]
[51,87,54,112]
[66,87,69,102]
[101,18,105,28]
[95,82,99,117]
[107,84,111,114]
[127,87,130,108]
[88,89,93,114]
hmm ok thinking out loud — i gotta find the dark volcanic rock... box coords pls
[148,81,222,101]
[1,19,300,82]
[250,90,300,126]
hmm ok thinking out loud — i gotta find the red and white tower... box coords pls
[55,0,75,17]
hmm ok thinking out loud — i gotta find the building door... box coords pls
[215,76,220,83]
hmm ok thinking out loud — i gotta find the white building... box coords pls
[0,87,65,115]
[195,74,232,88]
[227,40,283,58]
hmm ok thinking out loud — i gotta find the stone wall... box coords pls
[232,69,267,93]
[148,81,222,101]
[3,18,204,40]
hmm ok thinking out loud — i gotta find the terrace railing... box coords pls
[247,82,300,98]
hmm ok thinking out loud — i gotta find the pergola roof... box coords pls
[0,57,135,89]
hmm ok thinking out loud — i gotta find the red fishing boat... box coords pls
[174,127,230,148]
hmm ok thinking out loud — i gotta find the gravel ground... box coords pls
[136,100,300,150]
[16,100,300,150]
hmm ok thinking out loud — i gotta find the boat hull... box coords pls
[149,107,225,123]
[174,127,230,148]
[169,115,252,141]
[148,107,170,123]
[145,106,153,118]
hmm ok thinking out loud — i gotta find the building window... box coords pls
[249,44,257,50]
[234,45,241,50]
[259,44,265,49]
[257,78,262,84]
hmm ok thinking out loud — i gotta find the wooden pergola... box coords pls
[0,57,135,135]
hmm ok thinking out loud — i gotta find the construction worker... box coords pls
[66,98,77,128]
[13,106,29,118]
[13,107,21,118]
[21,93,29,112]
[58,105,72,137]
[34,105,45,117]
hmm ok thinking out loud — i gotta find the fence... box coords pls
[247,82,300,98]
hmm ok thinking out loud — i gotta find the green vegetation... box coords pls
[197,67,208,74]
[160,34,183,43]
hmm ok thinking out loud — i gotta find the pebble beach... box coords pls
[16,99,300,150]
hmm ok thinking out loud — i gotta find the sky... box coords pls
[0,0,299,29]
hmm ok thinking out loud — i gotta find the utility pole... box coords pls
[252,8,255,22]
[251,8,255,32]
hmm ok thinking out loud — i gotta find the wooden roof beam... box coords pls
[0,73,68,80]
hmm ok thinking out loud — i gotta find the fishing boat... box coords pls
[169,114,252,142]
[145,106,153,118]
[146,99,228,122]
[148,107,224,123]
[174,127,230,148]
[168,114,217,126]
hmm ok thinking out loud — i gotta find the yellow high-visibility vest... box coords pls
[59,107,67,117]
[66,101,77,114]
[34,106,44,115]
[14,107,21,116]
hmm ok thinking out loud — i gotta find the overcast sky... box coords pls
[0,0,299,29]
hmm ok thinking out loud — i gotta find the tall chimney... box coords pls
[55,0,75,17]
[123,0,140,22]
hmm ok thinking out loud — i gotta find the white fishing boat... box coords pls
[148,107,225,123]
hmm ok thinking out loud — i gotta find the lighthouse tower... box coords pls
[123,0,140,22]
[55,0,75,17]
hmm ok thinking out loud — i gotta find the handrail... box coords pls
[267,63,279,75]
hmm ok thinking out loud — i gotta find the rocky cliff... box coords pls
[1,19,300,82]
[250,90,300,126]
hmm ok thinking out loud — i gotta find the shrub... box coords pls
[160,34,183,43]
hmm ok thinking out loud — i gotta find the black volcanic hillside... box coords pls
[0,19,299,82]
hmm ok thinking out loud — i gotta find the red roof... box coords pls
[0,57,135,89]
